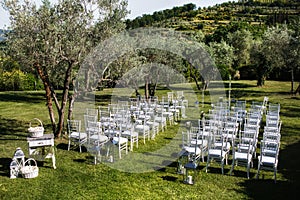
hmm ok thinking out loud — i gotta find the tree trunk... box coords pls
[35,64,56,135]
[145,78,149,100]
[191,74,201,90]
[149,81,158,97]
[291,69,294,95]
[56,62,73,138]
[257,75,266,87]
[295,83,300,95]
[68,94,75,120]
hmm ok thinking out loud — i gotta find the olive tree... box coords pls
[208,40,234,80]
[251,25,293,87]
[227,29,253,75]
[4,0,128,137]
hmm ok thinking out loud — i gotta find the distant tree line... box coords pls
[126,3,197,29]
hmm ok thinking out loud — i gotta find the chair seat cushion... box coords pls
[122,130,138,137]
[154,117,166,123]
[191,139,208,147]
[146,121,159,126]
[214,142,231,150]
[234,152,252,161]
[112,137,128,144]
[262,149,277,156]
[208,149,227,158]
[135,125,150,131]
[259,155,277,165]
[183,146,201,155]
[90,134,108,143]
[104,129,119,136]
[71,132,87,139]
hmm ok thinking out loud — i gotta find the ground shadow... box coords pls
[0,157,12,177]
[0,92,45,103]
[0,117,27,140]
[161,175,178,182]
[240,141,300,199]
[56,143,69,151]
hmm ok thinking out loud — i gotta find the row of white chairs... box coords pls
[257,103,281,182]
[67,93,188,163]
[179,98,282,182]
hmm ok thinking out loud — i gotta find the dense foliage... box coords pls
[1,1,300,91]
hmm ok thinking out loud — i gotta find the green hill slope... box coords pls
[126,1,299,38]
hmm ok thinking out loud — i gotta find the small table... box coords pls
[27,134,56,169]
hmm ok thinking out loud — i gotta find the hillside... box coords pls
[126,1,300,39]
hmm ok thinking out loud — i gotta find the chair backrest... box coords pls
[268,103,280,114]
[190,126,200,139]
[86,108,99,120]
[84,115,97,130]
[263,132,281,144]
[99,110,112,121]
[167,92,173,102]
[261,140,279,158]
[182,131,198,149]
[235,100,246,110]
[176,91,184,99]
[86,121,101,134]
[239,128,258,147]
[67,119,81,134]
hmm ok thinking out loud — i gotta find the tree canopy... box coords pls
[4,0,129,137]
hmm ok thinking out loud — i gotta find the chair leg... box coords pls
[256,164,261,179]
[205,156,210,173]
[221,160,224,175]
[247,163,250,179]
[274,168,277,183]
[68,141,70,151]
[230,159,235,176]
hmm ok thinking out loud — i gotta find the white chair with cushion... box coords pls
[121,123,139,151]
[205,129,230,174]
[135,122,150,144]
[67,119,87,153]
[256,140,280,183]
[230,132,255,179]
[112,126,128,159]
[86,121,109,164]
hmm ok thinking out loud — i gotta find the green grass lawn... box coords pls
[0,80,299,199]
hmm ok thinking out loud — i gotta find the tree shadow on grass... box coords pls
[0,157,12,177]
[56,143,69,151]
[161,175,178,182]
[238,179,298,199]
[281,106,300,118]
[240,141,300,199]
[224,82,257,89]
[0,92,45,103]
[0,117,27,140]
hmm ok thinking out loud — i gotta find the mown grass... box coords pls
[0,80,299,200]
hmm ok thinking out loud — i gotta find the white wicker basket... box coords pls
[28,118,44,137]
[21,158,39,179]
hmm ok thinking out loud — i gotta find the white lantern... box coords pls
[10,147,25,179]
[183,161,198,185]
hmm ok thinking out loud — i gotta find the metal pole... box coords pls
[229,75,231,110]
